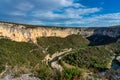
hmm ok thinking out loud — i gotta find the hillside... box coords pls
[0,22,120,80]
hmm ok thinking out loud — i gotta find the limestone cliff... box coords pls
[0,22,80,43]
[0,22,120,43]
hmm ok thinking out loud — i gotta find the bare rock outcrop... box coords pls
[0,22,80,43]
[0,22,120,43]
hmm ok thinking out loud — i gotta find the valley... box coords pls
[0,22,120,80]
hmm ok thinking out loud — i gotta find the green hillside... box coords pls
[62,47,114,71]
[0,35,89,79]
[37,34,89,54]
[0,35,119,79]
[0,38,46,74]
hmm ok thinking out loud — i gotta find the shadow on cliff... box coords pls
[87,28,120,46]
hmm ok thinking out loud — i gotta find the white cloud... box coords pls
[8,12,119,27]
[16,2,34,11]
[95,13,120,20]
[9,11,26,16]
[59,0,84,8]
[60,0,73,6]
[70,13,120,27]
[38,12,120,27]
[32,7,100,20]
[3,0,119,27]
[65,7,100,15]
[34,0,84,10]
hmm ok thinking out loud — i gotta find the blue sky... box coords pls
[0,0,120,27]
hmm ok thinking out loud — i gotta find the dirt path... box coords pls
[43,48,72,72]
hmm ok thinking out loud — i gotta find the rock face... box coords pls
[93,28,120,37]
[0,22,120,43]
[0,22,80,43]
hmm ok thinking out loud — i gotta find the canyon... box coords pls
[0,22,120,43]
[0,22,120,80]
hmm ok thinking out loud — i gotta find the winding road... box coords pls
[43,48,72,72]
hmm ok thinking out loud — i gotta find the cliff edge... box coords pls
[0,22,120,43]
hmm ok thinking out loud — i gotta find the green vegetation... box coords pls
[0,34,119,79]
[105,38,120,54]
[36,63,55,80]
[0,38,46,73]
[37,64,83,80]
[62,47,114,71]
[0,34,90,79]
[0,21,120,79]
[37,34,89,54]
[59,68,83,80]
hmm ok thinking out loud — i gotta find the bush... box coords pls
[59,68,82,80]
[37,34,89,54]
[63,47,114,71]
[0,38,45,73]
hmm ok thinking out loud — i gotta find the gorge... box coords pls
[0,21,120,80]
[0,22,120,43]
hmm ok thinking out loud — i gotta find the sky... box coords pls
[0,0,120,27]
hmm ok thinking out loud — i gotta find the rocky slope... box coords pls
[0,22,80,43]
[0,22,120,43]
